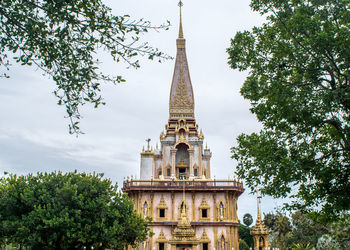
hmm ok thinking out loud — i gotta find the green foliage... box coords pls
[327,213,350,249]
[291,242,315,250]
[0,0,170,134]
[243,213,253,227]
[265,212,292,249]
[0,171,150,249]
[239,224,253,248]
[316,234,340,250]
[289,210,327,247]
[264,210,349,249]
[239,239,250,250]
[227,0,350,221]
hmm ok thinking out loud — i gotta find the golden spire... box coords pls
[199,129,204,140]
[251,190,270,249]
[257,190,262,221]
[178,1,184,38]
[169,0,194,119]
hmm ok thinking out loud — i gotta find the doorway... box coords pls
[177,245,192,250]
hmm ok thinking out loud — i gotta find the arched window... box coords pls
[180,201,185,213]
[220,235,225,250]
[178,200,188,219]
[219,202,224,218]
[167,167,171,176]
[143,202,148,217]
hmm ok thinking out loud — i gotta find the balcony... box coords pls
[122,179,244,194]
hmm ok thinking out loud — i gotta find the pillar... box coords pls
[171,148,177,177]
[188,148,194,177]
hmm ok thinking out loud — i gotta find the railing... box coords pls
[123,179,244,190]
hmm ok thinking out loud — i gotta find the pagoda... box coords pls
[123,2,244,249]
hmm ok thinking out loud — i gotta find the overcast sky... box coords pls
[0,0,289,221]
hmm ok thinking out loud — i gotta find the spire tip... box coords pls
[178,1,184,38]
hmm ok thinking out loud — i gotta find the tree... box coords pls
[272,213,292,249]
[243,213,253,227]
[227,0,350,221]
[327,212,350,249]
[238,224,254,248]
[239,239,250,250]
[0,0,170,134]
[0,171,150,249]
[289,210,327,247]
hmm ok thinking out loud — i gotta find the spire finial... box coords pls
[178,1,184,38]
[146,138,151,151]
[257,189,262,220]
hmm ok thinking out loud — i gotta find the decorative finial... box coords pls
[146,138,151,151]
[257,189,262,220]
[199,129,204,140]
[178,0,184,38]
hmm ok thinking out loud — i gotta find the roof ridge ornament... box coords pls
[178,1,184,38]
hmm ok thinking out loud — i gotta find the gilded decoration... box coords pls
[156,230,167,243]
[171,56,192,109]
[199,198,210,222]
[251,195,270,250]
[200,229,210,243]
[217,201,226,221]
[174,139,191,149]
[169,200,199,245]
[199,129,204,140]
[250,212,270,238]
[160,131,166,140]
[156,196,168,221]
[217,234,228,250]
[143,201,149,218]
[177,200,189,220]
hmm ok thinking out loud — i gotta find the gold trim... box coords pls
[199,198,210,222]
[143,200,149,218]
[217,200,227,221]
[177,200,188,220]
[156,230,167,243]
[156,196,168,221]
[200,229,211,243]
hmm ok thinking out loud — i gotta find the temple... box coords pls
[250,194,270,250]
[123,2,244,249]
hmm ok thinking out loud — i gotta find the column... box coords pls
[138,191,142,214]
[233,196,238,223]
[150,192,154,219]
[171,148,177,177]
[192,192,195,221]
[188,148,194,178]
[233,226,239,250]
[171,192,175,221]
[214,227,218,249]
[213,192,217,222]
[225,191,229,221]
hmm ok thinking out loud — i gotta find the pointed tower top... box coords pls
[169,0,195,119]
[257,190,262,221]
[178,1,184,38]
[251,190,270,247]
